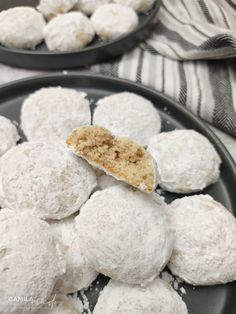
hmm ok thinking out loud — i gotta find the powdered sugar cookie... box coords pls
[93,92,161,146]
[38,0,77,19]
[94,278,188,314]
[0,209,65,314]
[0,116,19,157]
[113,0,156,12]
[97,173,122,190]
[76,0,112,15]
[91,4,138,41]
[148,130,221,193]
[44,12,95,51]
[168,195,236,285]
[0,141,97,220]
[37,294,83,314]
[0,7,45,49]
[67,126,158,193]
[76,185,173,286]
[0,172,4,207]
[50,216,98,294]
[21,87,91,141]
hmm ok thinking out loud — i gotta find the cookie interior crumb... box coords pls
[67,126,157,193]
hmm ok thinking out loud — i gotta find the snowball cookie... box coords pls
[93,92,161,146]
[148,129,221,194]
[0,116,19,157]
[0,209,65,314]
[21,87,91,141]
[0,172,4,207]
[0,7,45,49]
[113,0,156,13]
[0,141,97,220]
[36,294,83,314]
[44,12,95,51]
[168,195,236,285]
[91,4,138,41]
[38,0,77,20]
[67,126,158,193]
[97,173,123,190]
[76,185,173,285]
[50,216,98,294]
[94,278,188,314]
[76,0,112,15]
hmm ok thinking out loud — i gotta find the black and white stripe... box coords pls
[92,0,236,137]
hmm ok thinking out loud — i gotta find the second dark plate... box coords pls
[0,0,160,70]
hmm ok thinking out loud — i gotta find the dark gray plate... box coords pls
[0,73,236,314]
[0,0,160,70]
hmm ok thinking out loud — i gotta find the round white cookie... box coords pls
[76,185,173,286]
[91,4,138,41]
[148,129,221,193]
[168,195,236,285]
[0,7,45,49]
[113,0,156,12]
[44,12,95,51]
[21,87,91,141]
[36,294,83,314]
[0,141,97,220]
[0,209,65,314]
[0,116,19,157]
[0,171,4,207]
[37,0,77,19]
[97,173,122,190]
[50,216,98,294]
[94,278,188,314]
[93,92,161,146]
[76,0,112,15]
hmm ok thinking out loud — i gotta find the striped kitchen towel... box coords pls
[92,0,236,137]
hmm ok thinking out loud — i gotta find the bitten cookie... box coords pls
[67,125,158,193]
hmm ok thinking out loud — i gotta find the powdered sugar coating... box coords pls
[0,7,45,49]
[94,278,188,314]
[37,294,83,313]
[91,4,138,41]
[97,173,123,190]
[0,142,97,220]
[50,216,98,294]
[0,171,4,207]
[168,195,236,285]
[44,12,95,51]
[93,92,161,146]
[38,0,77,19]
[113,0,156,12]
[21,87,91,141]
[148,130,221,193]
[76,0,112,15]
[0,209,65,314]
[0,116,19,157]
[76,185,173,286]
